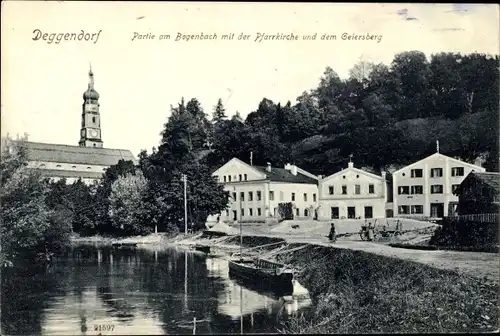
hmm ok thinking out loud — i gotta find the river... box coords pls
[1,244,312,335]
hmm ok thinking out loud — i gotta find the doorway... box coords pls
[232,210,237,221]
[347,207,356,219]
[430,203,444,218]
[364,206,373,219]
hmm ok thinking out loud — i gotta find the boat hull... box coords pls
[228,259,294,295]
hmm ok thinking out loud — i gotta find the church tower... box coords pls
[79,66,103,148]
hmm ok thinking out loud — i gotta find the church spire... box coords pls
[88,63,94,89]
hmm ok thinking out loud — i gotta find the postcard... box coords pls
[1,2,499,335]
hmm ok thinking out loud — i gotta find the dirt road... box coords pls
[236,230,499,283]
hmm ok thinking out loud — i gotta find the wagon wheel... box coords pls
[359,230,366,241]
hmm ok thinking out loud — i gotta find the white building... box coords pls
[211,158,320,223]
[392,150,485,219]
[318,160,387,220]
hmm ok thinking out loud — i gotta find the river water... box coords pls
[1,244,312,335]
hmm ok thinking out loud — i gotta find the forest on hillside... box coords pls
[150,50,498,175]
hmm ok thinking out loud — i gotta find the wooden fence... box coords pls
[447,213,500,223]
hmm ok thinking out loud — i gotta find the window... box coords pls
[92,116,96,123]
[72,166,77,169]
[232,192,237,201]
[240,192,245,201]
[355,184,361,195]
[248,191,253,201]
[329,186,334,195]
[40,164,46,168]
[280,191,284,201]
[93,144,96,147]
[269,191,274,201]
[451,167,464,177]
[87,167,91,170]
[430,168,443,178]
[291,193,295,201]
[398,205,410,214]
[224,176,227,182]
[411,185,423,194]
[398,186,410,195]
[368,184,375,194]
[411,205,423,214]
[244,174,248,181]
[313,193,317,202]
[249,208,253,216]
[257,191,261,201]
[228,175,232,182]
[239,174,242,181]
[342,185,347,195]
[296,208,300,216]
[452,184,460,193]
[430,185,443,194]
[241,209,244,216]
[303,193,307,201]
[304,209,309,217]
[411,169,423,178]
[56,164,62,168]
[257,208,261,216]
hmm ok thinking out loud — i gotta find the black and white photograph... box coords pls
[1,2,499,335]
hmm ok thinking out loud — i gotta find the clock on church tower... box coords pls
[79,66,104,148]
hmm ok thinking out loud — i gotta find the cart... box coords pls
[359,219,403,241]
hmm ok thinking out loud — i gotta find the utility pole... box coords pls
[182,174,188,235]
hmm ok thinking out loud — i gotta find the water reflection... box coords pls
[2,244,311,335]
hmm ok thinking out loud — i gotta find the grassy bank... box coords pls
[272,244,498,334]
[70,232,184,245]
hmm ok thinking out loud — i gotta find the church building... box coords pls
[23,67,136,184]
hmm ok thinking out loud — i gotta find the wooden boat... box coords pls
[228,256,294,295]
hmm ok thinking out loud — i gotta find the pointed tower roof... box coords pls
[83,65,99,100]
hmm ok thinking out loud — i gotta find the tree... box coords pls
[212,98,227,123]
[108,172,151,236]
[348,60,375,83]
[0,136,71,266]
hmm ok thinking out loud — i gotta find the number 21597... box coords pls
[94,324,115,333]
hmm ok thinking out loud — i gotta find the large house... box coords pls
[22,67,136,184]
[392,147,485,219]
[211,158,320,223]
[318,159,387,220]
[454,171,500,215]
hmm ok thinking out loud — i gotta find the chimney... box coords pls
[291,165,297,176]
[348,161,354,168]
[266,162,272,172]
[381,171,387,180]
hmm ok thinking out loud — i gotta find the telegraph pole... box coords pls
[182,174,188,235]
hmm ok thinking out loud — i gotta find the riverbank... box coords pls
[173,232,499,333]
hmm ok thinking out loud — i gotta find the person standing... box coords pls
[328,223,337,242]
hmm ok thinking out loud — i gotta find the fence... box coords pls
[447,213,500,223]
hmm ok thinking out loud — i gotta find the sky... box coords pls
[2,2,499,158]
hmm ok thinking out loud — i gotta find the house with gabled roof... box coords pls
[392,143,485,219]
[454,171,500,215]
[318,158,387,220]
[211,158,320,223]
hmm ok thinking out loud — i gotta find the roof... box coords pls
[393,152,485,175]
[22,141,136,166]
[33,168,105,179]
[253,166,318,184]
[455,172,500,196]
[322,165,385,182]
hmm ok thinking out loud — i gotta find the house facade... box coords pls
[211,158,319,223]
[318,161,387,220]
[454,172,500,215]
[392,152,485,219]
